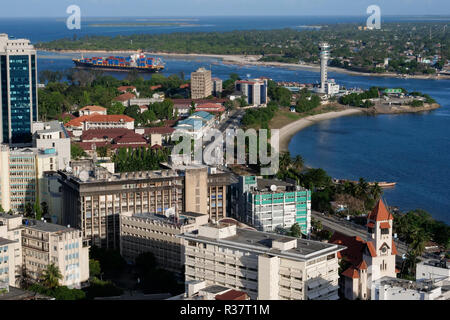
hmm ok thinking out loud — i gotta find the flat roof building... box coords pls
[120,211,209,273]
[179,223,345,300]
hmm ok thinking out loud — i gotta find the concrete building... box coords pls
[212,78,223,97]
[371,277,450,300]
[416,259,450,283]
[230,176,311,235]
[21,219,89,289]
[330,199,398,300]
[169,280,250,300]
[0,237,19,288]
[58,162,234,249]
[119,211,208,272]
[32,120,71,171]
[190,68,212,99]
[0,34,38,145]
[0,214,23,286]
[179,223,344,300]
[235,78,268,106]
[0,145,58,212]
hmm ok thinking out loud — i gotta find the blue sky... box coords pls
[1,0,449,17]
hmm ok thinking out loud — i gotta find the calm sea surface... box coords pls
[2,17,448,223]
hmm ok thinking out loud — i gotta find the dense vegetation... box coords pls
[37,22,450,75]
[112,147,169,172]
[38,70,188,121]
[339,86,379,107]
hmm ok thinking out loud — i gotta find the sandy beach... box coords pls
[278,108,364,152]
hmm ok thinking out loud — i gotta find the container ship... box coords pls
[73,53,164,73]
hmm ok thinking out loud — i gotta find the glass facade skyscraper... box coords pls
[0,34,37,145]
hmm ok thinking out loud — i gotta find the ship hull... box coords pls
[73,60,163,73]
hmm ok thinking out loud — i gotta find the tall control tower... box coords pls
[319,42,330,93]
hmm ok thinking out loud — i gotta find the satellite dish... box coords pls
[270,185,277,192]
[79,170,89,182]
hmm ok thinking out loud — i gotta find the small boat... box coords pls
[371,181,396,188]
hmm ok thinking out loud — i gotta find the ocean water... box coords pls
[1,16,450,43]
[3,16,448,223]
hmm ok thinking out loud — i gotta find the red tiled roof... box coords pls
[195,103,226,113]
[366,222,375,228]
[342,267,360,279]
[150,144,163,149]
[81,128,132,141]
[150,85,162,90]
[366,242,377,257]
[356,260,368,270]
[179,83,190,89]
[114,92,136,102]
[80,105,107,112]
[380,222,391,229]
[368,199,393,221]
[143,127,175,135]
[65,114,134,127]
[215,290,249,301]
[330,232,368,266]
[392,241,398,255]
[115,132,147,144]
[118,86,136,92]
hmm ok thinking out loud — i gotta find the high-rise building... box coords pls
[190,68,212,99]
[230,176,311,235]
[179,223,345,300]
[234,78,268,106]
[0,34,38,145]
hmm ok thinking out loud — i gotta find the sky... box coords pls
[1,0,449,17]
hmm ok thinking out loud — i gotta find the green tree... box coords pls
[40,263,63,289]
[288,223,302,238]
[89,259,101,278]
[71,143,87,160]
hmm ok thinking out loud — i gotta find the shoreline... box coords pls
[39,49,450,80]
[278,108,364,152]
[278,103,441,152]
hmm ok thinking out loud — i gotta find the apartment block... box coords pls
[119,211,209,272]
[59,161,235,249]
[191,68,212,99]
[230,176,311,235]
[0,214,22,286]
[21,219,89,289]
[235,78,268,106]
[179,223,344,300]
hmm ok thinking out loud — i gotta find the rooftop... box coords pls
[22,219,78,234]
[180,226,345,261]
[378,276,439,292]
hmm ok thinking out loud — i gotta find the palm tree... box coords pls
[279,151,292,172]
[40,263,63,289]
[292,155,304,172]
[370,182,383,201]
[355,177,369,199]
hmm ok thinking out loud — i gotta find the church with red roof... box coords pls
[329,199,398,300]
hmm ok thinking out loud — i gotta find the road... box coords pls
[311,211,408,256]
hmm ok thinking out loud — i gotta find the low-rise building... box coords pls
[371,277,450,300]
[416,258,450,283]
[179,223,345,300]
[65,114,135,135]
[119,211,208,272]
[169,280,250,300]
[79,105,107,117]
